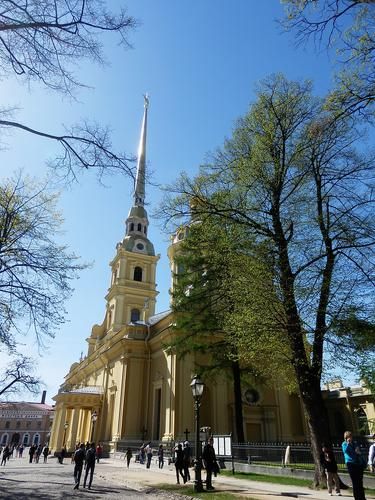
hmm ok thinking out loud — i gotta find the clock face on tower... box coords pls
[134,240,147,253]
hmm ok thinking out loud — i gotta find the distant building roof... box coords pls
[0,401,54,418]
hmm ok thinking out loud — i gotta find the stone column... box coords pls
[52,405,67,452]
[163,348,176,440]
[115,355,128,441]
[67,407,80,451]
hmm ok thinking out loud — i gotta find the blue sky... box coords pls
[0,1,336,404]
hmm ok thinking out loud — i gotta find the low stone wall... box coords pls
[225,462,375,489]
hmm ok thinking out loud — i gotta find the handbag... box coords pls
[213,461,220,476]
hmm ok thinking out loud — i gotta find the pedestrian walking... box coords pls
[145,442,153,469]
[342,431,366,500]
[1,446,9,466]
[83,442,96,489]
[96,443,103,463]
[174,443,185,484]
[18,444,24,458]
[126,448,132,468]
[42,445,49,463]
[158,444,164,469]
[320,444,341,496]
[73,443,86,490]
[28,444,36,464]
[58,446,66,464]
[139,444,145,464]
[202,436,219,491]
[183,441,191,482]
[35,444,43,463]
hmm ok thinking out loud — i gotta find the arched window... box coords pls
[134,266,142,282]
[356,408,370,435]
[23,434,29,446]
[131,309,140,322]
[130,223,134,231]
[16,421,20,429]
[137,223,142,231]
[1,434,8,445]
[33,433,40,445]
[5,421,10,429]
[144,227,147,235]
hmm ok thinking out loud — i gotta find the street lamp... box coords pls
[63,422,69,447]
[190,375,205,492]
[91,410,98,442]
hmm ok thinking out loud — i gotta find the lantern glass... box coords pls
[190,376,204,398]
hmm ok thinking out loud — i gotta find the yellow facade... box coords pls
[322,379,375,441]
[53,99,375,455]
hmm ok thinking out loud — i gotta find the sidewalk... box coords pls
[104,457,375,499]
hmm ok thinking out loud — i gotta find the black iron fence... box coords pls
[231,442,370,470]
[114,440,370,471]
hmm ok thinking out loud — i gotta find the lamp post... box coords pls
[190,375,205,492]
[63,422,69,447]
[91,410,98,442]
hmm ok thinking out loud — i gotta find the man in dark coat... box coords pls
[73,443,86,489]
[202,436,217,491]
[83,442,96,489]
[28,444,36,464]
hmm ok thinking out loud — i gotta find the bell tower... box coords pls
[104,96,159,333]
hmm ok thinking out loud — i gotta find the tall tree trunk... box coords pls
[232,360,245,443]
[298,369,332,487]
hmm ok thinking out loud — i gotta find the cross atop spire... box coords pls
[134,94,149,207]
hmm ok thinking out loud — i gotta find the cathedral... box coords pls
[50,98,359,455]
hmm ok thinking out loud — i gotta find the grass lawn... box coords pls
[221,470,311,487]
[154,483,258,499]
[221,471,375,497]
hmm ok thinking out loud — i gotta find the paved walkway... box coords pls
[104,457,375,499]
[0,454,374,499]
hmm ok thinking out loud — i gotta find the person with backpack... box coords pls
[73,443,86,490]
[83,442,96,489]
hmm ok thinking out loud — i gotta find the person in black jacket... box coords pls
[73,443,86,490]
[83,442,96,489]
[202,436,217,491]
[320,444,341,496]
[174,443,185,484]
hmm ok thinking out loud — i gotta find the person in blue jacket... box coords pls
[342,431,366,500]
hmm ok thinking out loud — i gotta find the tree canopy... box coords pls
[282,0,375,118]
[159,74,375,481]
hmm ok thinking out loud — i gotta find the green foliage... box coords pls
[170,216,294,388]
[159,74,375,465]
[282,0,375,118]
